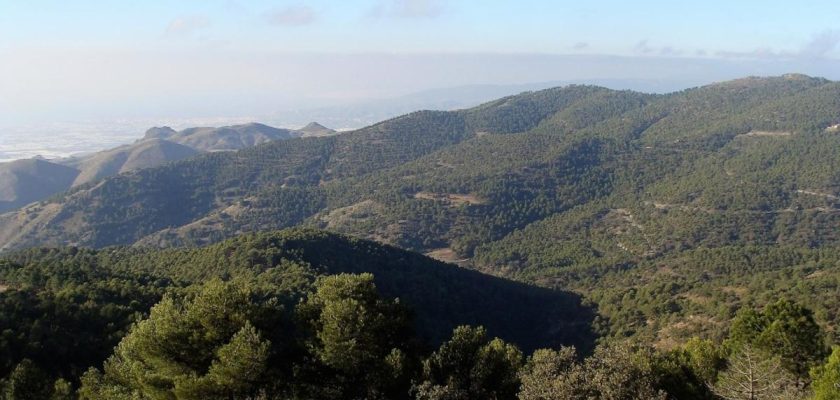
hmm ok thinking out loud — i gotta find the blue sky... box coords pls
[3,0,839,55]
[1,0,839,127]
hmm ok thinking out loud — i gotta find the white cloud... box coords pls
[165,16,210,37]
[395,0,442,18]
[659,46,682,56]
[800,30,840,58]
[633,40,683,57]
[710,30,840,61]
[265,6,317,26]
[633,40,653,54]
[714,47,793,60]
[370,0,444,19]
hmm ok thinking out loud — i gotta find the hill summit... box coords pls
[298,121,337,137]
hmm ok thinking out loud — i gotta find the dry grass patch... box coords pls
[655,315,721,350]
[682,292,713,305]
[425,247,470,264]
[806,270,828,280]
[721,286,748,297]
[319,200,383,229]
[413,192,487,206]
[736,130,792,138]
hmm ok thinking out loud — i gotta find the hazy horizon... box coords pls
[2,0,840,160]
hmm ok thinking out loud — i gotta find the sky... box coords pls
[1,0,840,129]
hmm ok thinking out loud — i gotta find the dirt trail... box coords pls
[796,189,840,201]
[425,248,470,264]
[736,130,792,138]
[414,192,487,206]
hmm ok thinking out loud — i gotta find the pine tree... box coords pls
[79,279,280,399]
[711,346,806,400]
[517,347,584,400]
[811,346,840,400]
[416,325,522,400]
[1,360,53,400]
[296,273,416,399]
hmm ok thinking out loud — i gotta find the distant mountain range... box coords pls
[269,79,693,130]
[0,122,335,213]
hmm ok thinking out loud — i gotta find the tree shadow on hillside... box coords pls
[278,230,599,353]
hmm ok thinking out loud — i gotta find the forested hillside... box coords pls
[1,230,838,399]
[0,85,649,249]
[0,228,598,397]
[5,75,840,257]
[3,74,840,360]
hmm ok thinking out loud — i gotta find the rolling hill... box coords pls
[0,159,80,213]
[150,122,300,152]
[69,138,200,187]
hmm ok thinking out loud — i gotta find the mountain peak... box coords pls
[707,74,827,89]
[302,121,328,130]
[143,126,177,140]
[298,122,336,137]
[232,122,272,130]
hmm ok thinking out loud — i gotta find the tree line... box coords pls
[3,273,840,399]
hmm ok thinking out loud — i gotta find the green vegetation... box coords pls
[811,347,840,400]
[0,228,595,397]
[3,259,838,398]
[414,325,523,399]
[4,76,840,268]
[3,75,840,398]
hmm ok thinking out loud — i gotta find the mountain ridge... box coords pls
[0,121,337,214]
[4,76,840,252]
[2,74,840,346]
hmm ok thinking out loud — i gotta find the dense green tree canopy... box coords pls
[414,326,523,400]
[729,299,827,376]
[296,273,417,399]
[79,279,283,399]
[811,346,840,400]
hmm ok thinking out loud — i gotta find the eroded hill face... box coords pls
[298,122,337,137]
